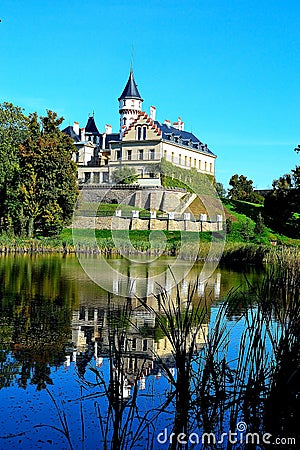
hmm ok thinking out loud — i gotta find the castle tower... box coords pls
[118,69,143,137]
[84,115,100,145]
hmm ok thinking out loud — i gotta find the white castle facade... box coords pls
[63,70,216,186]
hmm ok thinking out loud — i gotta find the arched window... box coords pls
[123,117,127,125]
[143,126,147,140]
[137,126,141,140]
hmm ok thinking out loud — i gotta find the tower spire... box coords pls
[130,44,134,74]
[118,68,143,137]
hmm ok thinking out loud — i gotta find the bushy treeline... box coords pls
[0,103,78,237]
[264,166,300,237]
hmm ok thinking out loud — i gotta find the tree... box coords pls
[111,166,137,185]
[254,212,265,243]
[228,174,254,201]
[228,174,263,204]
[0,103,28,231]
[264,163,300,237]
[216,182,226,199]
[240,217,255,242]
[18,111,78,236]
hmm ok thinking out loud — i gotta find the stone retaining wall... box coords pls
[79,187,186,211]
[72,216,222,232]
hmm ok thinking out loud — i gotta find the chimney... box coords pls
[150,106,156,121]
[173,117,184,131]
[105,124,112,134]
[81,128,85,142]
[164,119,171,127]
[73,121,79,136]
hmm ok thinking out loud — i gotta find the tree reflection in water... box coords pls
[0,255,299,449]
[68,265,300,449]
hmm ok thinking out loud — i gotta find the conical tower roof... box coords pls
[118,70,143,101]
[85,116,100,135]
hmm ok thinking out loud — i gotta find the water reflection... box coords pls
[0,254,268,449]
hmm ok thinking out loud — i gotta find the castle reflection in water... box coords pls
[66,268,222,396]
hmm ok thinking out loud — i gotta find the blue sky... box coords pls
[0,0,299,189]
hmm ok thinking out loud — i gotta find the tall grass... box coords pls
[39,262,300,449]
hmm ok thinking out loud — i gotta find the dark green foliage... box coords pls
[0,106,78,237]
[264,167,300,238]
[254,212,265,243]
[216,181,226,198]
[18,111,78,236]
[228,173,264,204]
[225,218,232,234]
[0,103,29,232]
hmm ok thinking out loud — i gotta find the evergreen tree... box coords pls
[254,212,265,243]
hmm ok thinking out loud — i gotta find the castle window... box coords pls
[149,149,155,160]
[127,150,132,161]
[137,126,141,140]
[179,154,182,165]
[171,152,174,163]
[189,157,192,167]
[143,126,147,140]
[185,156,187,166]
[164,150,167,160]
[205,161,207,171]
[194,158,197,167]
[132,338,137,350]
[198,160,201,170]
[210,163,213,173]
[123,117,127,126]
[139,149,144,160]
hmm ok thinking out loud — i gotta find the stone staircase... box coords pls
[173,192,197,215]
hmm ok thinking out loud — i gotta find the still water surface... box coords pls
[0,254,264,449]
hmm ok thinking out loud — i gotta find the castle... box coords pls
[63,70,216,186]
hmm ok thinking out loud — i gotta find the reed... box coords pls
[32,261,300,448]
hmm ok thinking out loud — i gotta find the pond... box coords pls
[0,254,298,449]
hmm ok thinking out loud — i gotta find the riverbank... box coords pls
[0,229,299,267]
